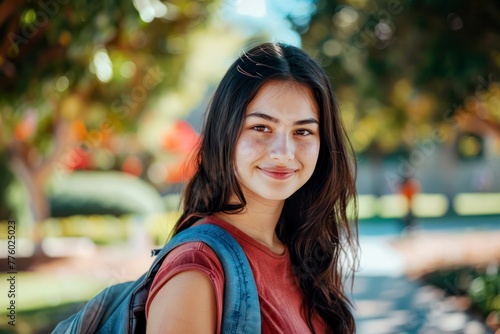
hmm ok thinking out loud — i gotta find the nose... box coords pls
[269,133,294,162]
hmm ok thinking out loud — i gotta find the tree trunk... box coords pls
[7,118,72,256]
[9,153,49,255]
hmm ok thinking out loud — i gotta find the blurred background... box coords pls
[0,0,499,333]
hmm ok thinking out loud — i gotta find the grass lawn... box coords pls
[0,272,107,333]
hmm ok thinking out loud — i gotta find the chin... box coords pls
[252,188,297,202]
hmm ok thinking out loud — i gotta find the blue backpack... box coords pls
[52,224,261,333]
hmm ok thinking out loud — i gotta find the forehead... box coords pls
[246,80,319,118]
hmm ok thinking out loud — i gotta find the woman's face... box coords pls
[234,80,321,203]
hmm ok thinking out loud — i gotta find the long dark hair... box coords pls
[174,42,358,333]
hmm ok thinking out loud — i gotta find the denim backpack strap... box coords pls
[138,224,261,334]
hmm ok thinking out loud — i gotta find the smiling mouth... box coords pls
[258,168,296,180]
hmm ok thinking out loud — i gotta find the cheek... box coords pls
[235,135,265,169]
[297,140,320,168]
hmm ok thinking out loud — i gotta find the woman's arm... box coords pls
[146,270,217,333]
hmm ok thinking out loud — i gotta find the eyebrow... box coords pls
[246,112,319,126]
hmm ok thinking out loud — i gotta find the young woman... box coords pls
[146,42,358,333]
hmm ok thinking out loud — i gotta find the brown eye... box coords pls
[252,125,270,132]
[295,129,313,136]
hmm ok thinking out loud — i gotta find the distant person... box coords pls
[146,43,359,333]
[472,166,494,192]
[399,177,421,234]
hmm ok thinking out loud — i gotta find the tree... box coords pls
[0,0,217,247]
[301,0,500,155]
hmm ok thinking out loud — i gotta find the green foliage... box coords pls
[41,215,130,244]
[0,301,87,334]
[422,266,478,296]
[0,154,15,219]
[0,1,218,225]
[0,272,106,333]
[0,0,218,162]
[423,265,500,320]
[1,0,214,102]
[469,267,500,316]
[48,171,165,217]
[302,0,500,153]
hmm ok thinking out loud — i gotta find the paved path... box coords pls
[353,235,493,334]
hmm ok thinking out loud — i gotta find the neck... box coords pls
[215,194,285,254]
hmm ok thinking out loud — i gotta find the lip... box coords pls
[258,167,296,180]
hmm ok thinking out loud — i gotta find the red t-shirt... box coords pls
[146,215,328,333]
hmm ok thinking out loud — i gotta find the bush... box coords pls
[422,265,500,330]
[49,171,165,217]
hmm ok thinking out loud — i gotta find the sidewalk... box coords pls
[354,234,496,334]
[390,231,500,278]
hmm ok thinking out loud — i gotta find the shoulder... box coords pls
[146,241,224,333]
[146,269,217,333]
[148,241,224,305]
[163,241,223,272]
